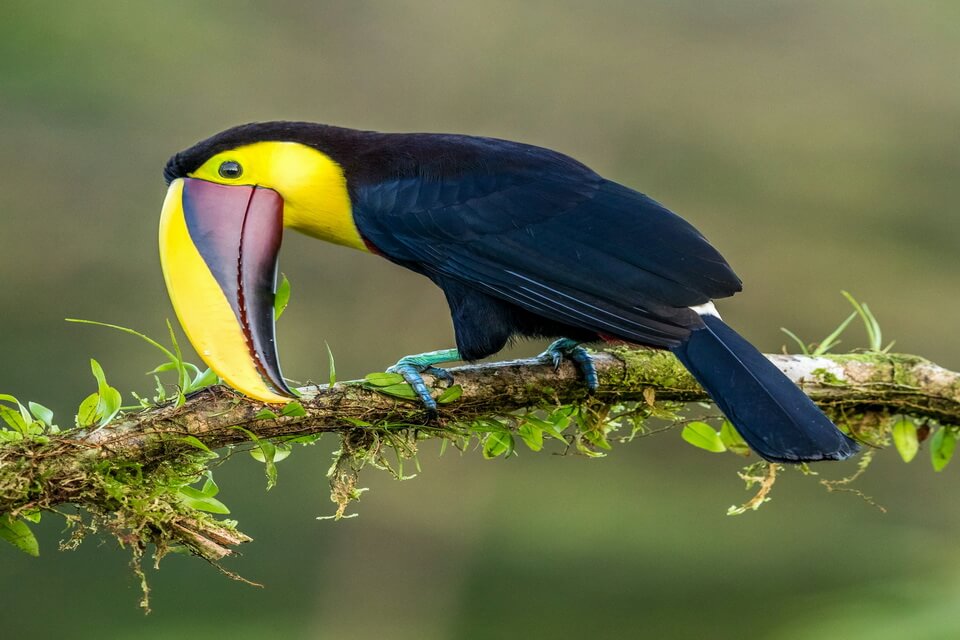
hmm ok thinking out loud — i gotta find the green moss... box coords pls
[811,368,847,386]
[606,347,698,390]
[0,431,251,610]
[829,352,931,387]
[889,355,930,387]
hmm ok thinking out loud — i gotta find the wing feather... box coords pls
[353,147,741,348]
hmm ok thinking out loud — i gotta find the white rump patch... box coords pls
[690,301,721,318]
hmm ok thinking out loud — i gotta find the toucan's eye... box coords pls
[218,160,243,179]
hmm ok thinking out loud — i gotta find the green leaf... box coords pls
[0,514,39,556]
[87,359,107,401]
[547,407,574,430]
[862,303,883,352]
[575,437,607,457]
[180,435,217,457]
[200,471,220,496]
[89,359,122,427]
[811,312,857,356]
[521,415,567,441]
[719,420,750,456]
[100,387,122,425]
[0,394,30,433]
[682,421,727,453]
[436,384,463,404]
[931,427,958,472]
[779,328,810,356]
[518,422,544,451]
[469,417,507,434]
[20,509,41,524]
[580,427,612,451]
[374,383,419,400]
[250,440,277,463]
[274,273,291,320]
[232,426,285,489]
[248,440,280,489]
[152,375,167,404]
[280,401,307,417]
[841,291,884,352]
[178,471,230,513]
[364,372,406,386]
[891,417,919,463]
[75,392,101,428]
[483,431,514,459]
[0,394,22,406]
[325,341,336,386]
[0,405,27,434]
[28,402,54,427]
[249,441,292,464]
[286,433,323,445]
[147,362,178,375]
[187,367,219,393]
[177,487,231,514]
[254,408,279,420]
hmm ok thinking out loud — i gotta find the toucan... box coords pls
[159,121,858,463]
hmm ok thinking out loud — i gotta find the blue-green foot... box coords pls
[387,348,461,412]
[539,338,598,391]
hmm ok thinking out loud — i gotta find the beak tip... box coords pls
[229,379,297,405]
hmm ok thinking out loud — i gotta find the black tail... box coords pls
[671,315,859,462]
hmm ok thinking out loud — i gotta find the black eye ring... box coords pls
[218,160,243,179]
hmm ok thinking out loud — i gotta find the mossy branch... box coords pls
[85,349,960,451]
[1,347,958,585]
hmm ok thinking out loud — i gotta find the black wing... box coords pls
[352,143,741,348]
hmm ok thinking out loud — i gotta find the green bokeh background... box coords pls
[2,2,959,638]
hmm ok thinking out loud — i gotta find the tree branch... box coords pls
[91,348,960,451]
[2,347,958,568]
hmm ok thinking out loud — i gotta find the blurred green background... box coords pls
[2,1,959,638]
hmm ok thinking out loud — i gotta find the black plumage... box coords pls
[354,170,740,354]
[165,122,858,462]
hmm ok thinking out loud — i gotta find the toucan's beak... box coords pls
[159,178,294,403]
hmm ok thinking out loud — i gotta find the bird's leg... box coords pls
[387,348,461,412]
[538,338,598,391]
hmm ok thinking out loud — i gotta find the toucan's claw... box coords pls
[386,348,462,412]
[423,366,455,385]
[390,363,440,412]
[539,339,598,392]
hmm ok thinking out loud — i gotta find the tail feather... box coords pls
[671,315,858,462]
